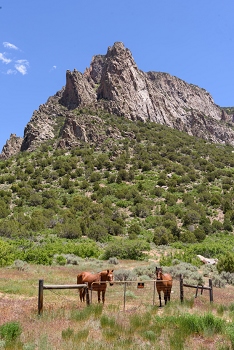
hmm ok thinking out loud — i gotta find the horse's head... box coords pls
[100,269,114,286]
[156,267,163,280]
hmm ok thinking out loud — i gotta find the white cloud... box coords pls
[0,52,11,64]
[15,60,29,75]
[6,69,17,75]
[3,42,19,50]
[16,59,28,65]
[15,64,27,75]
[49,65,57,72]
[1,42,29,76]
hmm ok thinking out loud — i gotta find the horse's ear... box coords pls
[107,269,109,273]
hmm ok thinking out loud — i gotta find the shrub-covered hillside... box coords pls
[1,112,234,266]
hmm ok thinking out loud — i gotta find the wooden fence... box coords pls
[38,279,89,315]
[88,280,170,310]
[38,279,165,313]
[179,274,213,303]
[38,276,214,314]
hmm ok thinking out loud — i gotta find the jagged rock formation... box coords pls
[1,42,234,158]
[0,134,23,159]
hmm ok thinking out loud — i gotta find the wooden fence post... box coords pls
[38,279,44,315]
[153,280,156,306]
[180,274,184,303]
[209,279,213,302]
[38,282,89,314]
[123,282,127,311]
[85,283,90,306]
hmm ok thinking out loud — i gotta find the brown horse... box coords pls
[155,267,173,307]
[77,270,114,304]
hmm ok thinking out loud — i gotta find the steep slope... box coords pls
[1,42,234,158]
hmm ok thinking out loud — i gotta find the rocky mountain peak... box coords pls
[107,41,129,55]
[1,42,234,158]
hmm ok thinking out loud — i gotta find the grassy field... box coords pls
[1,260,234,349]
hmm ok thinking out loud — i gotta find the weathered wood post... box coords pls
[180,274,184,303]
[38,282,89,315]
[153,280,156,306]
[209,279,213,302]
[85,283,90,306]
[38,279,44,316]
[123,282,127,311]
[201,285,204,295]
[195,284,199,298]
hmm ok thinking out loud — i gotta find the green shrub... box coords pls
[55,221,82,239]
[23,249,53,265]
[108,257,119,265]
[0,199,10,218]
[0,218,24,238]
[0,321,22,341]
[114,269,137,281]
[193,227,206,242]
[72,240,101,258]
[0,240,15,266]
[133,264,156,278]
[86,221,109,242]
[100,315,116,328]
[142,330,156,342]
[128,223,141,239]
[179,230,197,243]
[183,210,201,226]
[217,253,234,274]
[55,255,67,266]
[153,226,174,245]
[73,329,89,341]
[102,239,150,260]
[220,271,234,285]
[62,327,74,339]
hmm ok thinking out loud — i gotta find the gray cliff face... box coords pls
[0,134,23,159]
[59,69,96,110]
[1,42,234,158]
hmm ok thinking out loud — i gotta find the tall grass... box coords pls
[70,304,103,321]
[1,263,234,349]
[0,302,233,350]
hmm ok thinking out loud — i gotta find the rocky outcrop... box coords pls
[1,42,234,158]
[20,93,65,151]
[0,134,23,159]
[59,70,96,110]
[197,255,218,265]
[58,113,122,149]
[59,42,234,145]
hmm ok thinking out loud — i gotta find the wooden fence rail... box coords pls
[39,277,213,314]
[38,279,89,315]
[179,274,213,303]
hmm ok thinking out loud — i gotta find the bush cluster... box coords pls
[1,113,234,266]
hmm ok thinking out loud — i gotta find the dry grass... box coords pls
[0,261,234,349]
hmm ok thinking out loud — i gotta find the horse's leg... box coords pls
[82,289,86,302]
[168,288,171,302]
[102,290,105,304]
[158,292,162,307]
[79,289,83,302]
[97,290,101,303]
[164,290,167,305]
[167,289,170,302]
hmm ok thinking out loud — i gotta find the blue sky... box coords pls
[0,0,234,151]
